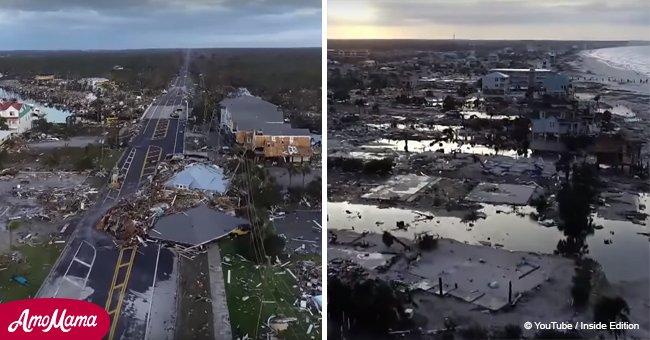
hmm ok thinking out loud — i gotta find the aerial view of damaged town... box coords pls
[326,1,649,339]
[0,1,322,339]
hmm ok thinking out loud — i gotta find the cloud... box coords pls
[0,0,319,14]
[329,0,650,39]
[0,0,321,49]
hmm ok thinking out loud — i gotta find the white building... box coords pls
[488,68,553,90]
[0,101,33,133]
[79,77,110,90]
[531,109,599,140]
[481,71,510,95]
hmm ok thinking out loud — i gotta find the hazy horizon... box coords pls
[0,0,321,50]
[0,47,321,52]
[326,38,649,42]
[329,0,650,41]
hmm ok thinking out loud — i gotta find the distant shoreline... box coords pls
[564,48,650,93]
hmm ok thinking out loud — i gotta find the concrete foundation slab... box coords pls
[329,248,396,270]
[465,182,543,205]
[362,174,440,202]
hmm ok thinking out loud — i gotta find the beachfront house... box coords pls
[542,73,572,97]
[0,101,34,133]
[219,95,313,162]
[590,134,645,173]
[481,71,510,96]
[488,68,553,90]
[529,107,600,152]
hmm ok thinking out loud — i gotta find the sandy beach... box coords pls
[564,50,650,120]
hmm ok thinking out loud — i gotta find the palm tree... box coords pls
[0,149,8,169]
[300,163,311,188]
[354,98,366,114]
[593,296,630,340]
[286,163,297,187]
[594,94,601,109]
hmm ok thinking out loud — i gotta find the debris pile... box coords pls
[287,260,322,298]
[96,159,239,245]
[37,185,97,220]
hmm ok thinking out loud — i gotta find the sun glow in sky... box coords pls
[328,0,650,40]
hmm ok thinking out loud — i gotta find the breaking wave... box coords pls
[586,45,650,77]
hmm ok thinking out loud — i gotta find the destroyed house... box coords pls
[149,205,249,246]
[590,134,644,172]
[220,96,313,162]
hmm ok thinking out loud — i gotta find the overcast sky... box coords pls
[329,0,650,40]
[0,0,321,50]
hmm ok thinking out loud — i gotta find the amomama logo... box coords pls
[0,298,109,340]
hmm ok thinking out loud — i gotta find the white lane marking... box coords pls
[53,240,96,299]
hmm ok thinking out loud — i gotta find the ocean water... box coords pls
[587,45,650,77]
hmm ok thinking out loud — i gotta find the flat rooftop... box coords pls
[220,95,311,136]
[149,205,248,246]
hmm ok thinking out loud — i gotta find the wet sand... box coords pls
[566,51,650,120]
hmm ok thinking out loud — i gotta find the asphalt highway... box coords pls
[37,63,193,340]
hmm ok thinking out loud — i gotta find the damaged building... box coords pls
[219,95,313,162]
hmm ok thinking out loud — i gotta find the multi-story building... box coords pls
[529,104,600,152]
[488,68,553,89]
[0,101,33,133]
[481,71,510,95]
[542,73,572,97]
[220,95,313,162]
[482,68,572,98]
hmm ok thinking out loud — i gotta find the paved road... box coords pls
[37,61,193,340]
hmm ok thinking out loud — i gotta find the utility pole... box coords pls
[100,136,104,170]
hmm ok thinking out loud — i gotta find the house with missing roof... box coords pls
[220,95,313,162]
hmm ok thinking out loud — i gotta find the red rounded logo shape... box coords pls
[0,298,109,340]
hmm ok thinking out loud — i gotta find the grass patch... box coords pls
[99,148,123,171]
[219,238,320,340]
[8,220,22,231]
[6,144,124,172]
[0,243,63,302]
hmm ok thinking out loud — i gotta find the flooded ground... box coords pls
[367,123,462,132]
[328,196,650,283]
[363,138,524,158]
[0,88,72,123]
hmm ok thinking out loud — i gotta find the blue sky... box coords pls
[329,0,650,40]
[0,0,322,50]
